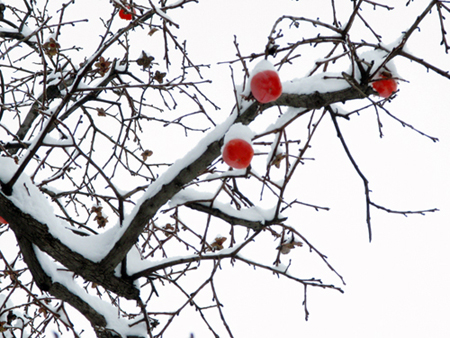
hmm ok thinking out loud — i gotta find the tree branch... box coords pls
[183,201,286,230]
[98,83,374,273]
[13,233,144,338]
[0,192,139,300]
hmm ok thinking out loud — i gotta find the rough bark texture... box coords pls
[0,193,139,300]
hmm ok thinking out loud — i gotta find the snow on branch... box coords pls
[0,0,448,337]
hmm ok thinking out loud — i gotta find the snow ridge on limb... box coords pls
[0,0,447,337]
[98,79,373,273]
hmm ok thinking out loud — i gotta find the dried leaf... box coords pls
[148,27,158,36]
[162,223,175,237]
[278,239,303,255]
[6,270,18,281]
[38,307,48,317]
[136,51,154,69]
[91,206,102,214]
[94,214,108,228]
[42,38,60,57]
[96,108,106,117]
[141,149,153,161]
[153,70,166,84]
[271,153,287,168]
[94,57,111,76]
[208,236,227,251]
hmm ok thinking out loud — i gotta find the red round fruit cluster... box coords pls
[223,65,400,170]
[221,62,282,169]
[222,138,254,169]
[372,72,397,98]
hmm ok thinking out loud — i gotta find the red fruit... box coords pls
[251,70,282,103]
[119,7,135,20]
[222,139,254,169]
[0,216,7,224]
[372,72,397,98]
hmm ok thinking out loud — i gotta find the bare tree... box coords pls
[0,0,447,337]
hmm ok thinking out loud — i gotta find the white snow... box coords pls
[211,199,276,223]
[358,46,399,78]
[250,59,277,75]
[166,0,186,7]
[0,94,255,267]
[44,34,57,44]
[0,294,30,338]
[329,103,350,117]
[42,134,74,147]
[122,101,254,226]
[0,157,119,262]
[242,59,279,97]
[0,27,20,34]
[170,185,276,223]
[202,169,251,182]
[155,7,174,23]
[170,184,276,223]
[259,106,307,135]
[282,71,349,95]
[126,242,246,276]
[34,246,147,337]
[169,187,217,207]
[223,122,254,145]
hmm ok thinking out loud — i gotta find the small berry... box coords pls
[119,6,135,21]
[372,72,397,98]
[251,70,282,103]
[222,139,254,169]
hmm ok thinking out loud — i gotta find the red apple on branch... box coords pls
[250,60,282,103]
[372,71,398,98]
[222,138,254,169]
[222,123,254,169]
[119,6,135,20]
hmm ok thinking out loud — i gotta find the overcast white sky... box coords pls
[168,1,450,337]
